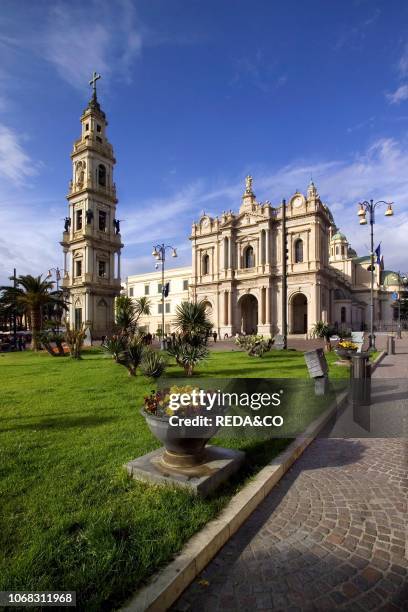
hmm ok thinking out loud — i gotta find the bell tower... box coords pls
[61,72,123,338]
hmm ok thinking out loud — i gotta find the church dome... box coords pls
[382,271,400,287]
[331,231,347,242]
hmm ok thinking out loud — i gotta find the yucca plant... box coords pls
[126,337,146,376]
[37,331,66,357]
[311,321,335,352]
[102,335,128,363]
[167,338,209,376]
[140,350,167,379]
[174,300,212,343]
[64,322,86,359]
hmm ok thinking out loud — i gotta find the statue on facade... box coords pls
[113,218,120,234]
[245,174,253,194]
[76,160,86,188]
[64,217,71,232]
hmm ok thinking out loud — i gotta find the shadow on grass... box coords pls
[0,415,118,433]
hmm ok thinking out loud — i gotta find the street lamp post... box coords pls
[397,272,408,339]
[151,244,177,349]
[281,199,288,349]
[357,199,394,352]
[46,267,67,329]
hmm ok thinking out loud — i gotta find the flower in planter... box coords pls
[143,385,203,418]
[337,340,358,350]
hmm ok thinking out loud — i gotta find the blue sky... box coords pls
[1,0,408,284]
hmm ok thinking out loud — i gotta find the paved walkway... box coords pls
[372,335,408,379]
[172,339,408,612]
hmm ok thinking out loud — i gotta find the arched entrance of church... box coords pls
[238,294,258,334]
[291,293,308,334]
[202,300,214,326]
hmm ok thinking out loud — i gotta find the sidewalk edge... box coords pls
[120,389,349,612]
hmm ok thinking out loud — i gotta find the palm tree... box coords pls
[115,296,136,334]
[115,296,151,336]
[0,275,64,350]
[174,300,213,342]
[134,296,151,324]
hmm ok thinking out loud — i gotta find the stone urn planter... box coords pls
[141,406,220,473]
[335,346,358,361]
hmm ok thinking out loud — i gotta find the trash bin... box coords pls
[350,352,371,406]
[387,335,395,355]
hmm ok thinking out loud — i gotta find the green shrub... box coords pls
[235,334,272,357]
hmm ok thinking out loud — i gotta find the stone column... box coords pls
[266,285,270,325]
[265,229,270,265]
[117,251,121,280]
[224,291,228,325]
[229,236,233,269]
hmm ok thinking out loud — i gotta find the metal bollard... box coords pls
[387,335,395,355]
[350,352,371,406]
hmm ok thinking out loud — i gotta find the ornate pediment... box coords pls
[234,210,266,227]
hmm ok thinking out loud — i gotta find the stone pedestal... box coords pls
[125,445,245,497]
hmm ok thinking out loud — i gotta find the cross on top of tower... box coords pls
[89,71,101,97]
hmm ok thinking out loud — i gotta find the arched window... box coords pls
[294,239,303,263]
[244,246,255,268]
[341,306,346,324]
[98,164,106,187]
[202,254,210,275]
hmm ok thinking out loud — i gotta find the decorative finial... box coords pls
[89,71,101,98]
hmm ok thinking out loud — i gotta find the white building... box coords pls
[61,76,122,337]
[127,266,191,334]
[125,178,401,337]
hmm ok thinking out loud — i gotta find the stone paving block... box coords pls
[170,437,407,612]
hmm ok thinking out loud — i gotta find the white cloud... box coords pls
[0,123,37,184]
[0,196,61,284]
[2,136,408,285]
[398,43,408,77]
[386,84,408,105]
[40,0,142,91]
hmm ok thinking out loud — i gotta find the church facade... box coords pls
[126,177,399,337]
[61,76,123,338]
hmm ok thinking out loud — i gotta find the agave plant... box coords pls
[140,349,167,379]
[167,338,209,376]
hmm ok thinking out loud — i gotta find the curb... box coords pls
[370,350,387,374]
[121,388,349,612]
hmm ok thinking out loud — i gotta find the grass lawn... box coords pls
[0,348,350,611]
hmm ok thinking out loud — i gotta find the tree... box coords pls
[0,275,65,350]
[115,295,151,336]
